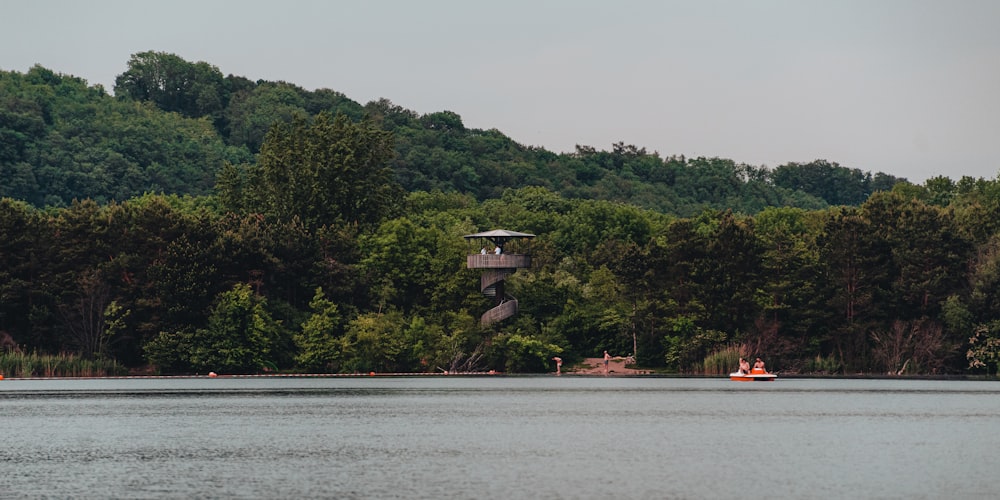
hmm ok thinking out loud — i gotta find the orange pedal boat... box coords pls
[729,367,777,381]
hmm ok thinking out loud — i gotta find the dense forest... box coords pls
[2,51,999,376]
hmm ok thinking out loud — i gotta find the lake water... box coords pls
[2,375,998,499]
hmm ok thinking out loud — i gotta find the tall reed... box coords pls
[803,353,841,374]
[702,345,743,375]
[0,351,127,378]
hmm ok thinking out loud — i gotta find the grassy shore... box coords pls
[0,351,127,378]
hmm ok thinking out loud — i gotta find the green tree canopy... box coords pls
[218,112,403,229]
[114,50,228,122]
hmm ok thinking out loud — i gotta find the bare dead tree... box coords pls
[871,319,948,375]
[871,321,910,374]
[59,268,112,358]
[446,342,487,373]
[910,320,947,374]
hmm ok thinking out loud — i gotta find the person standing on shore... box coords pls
[553,356,562,375]
[603,351,611,375]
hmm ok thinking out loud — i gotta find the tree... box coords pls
[490,332,562,373]
[114,51,227,122]
[817,207,890,370]
[357,217,439,312]
[219,112,403,229]
[222,82,308,151]
[755,207,829,360]
[294,287,346,371]
[967,321,1000,375]
[870,319,948,374]
[772,160,899,206]
[0,198,40,338]
[364,98,418,129]
[547,264,629,360]
[1,65,250,205]
[398,315,446,373]
[597,239,650,360]
[967,236,1000,325]
[154,283,286,373]
[862,192,970,320]
[58,268,113,358]
[695,210,764,335]
[148,232,220,331]
[662,315,727,372]
[341,311,407,373]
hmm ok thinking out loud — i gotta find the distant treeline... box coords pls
[3,51,906,214]
[2,182,1000,375]
[1,51,999,376]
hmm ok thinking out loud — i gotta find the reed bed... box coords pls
[702,345,743,375]
[803,353,842,374]
[0,351,127,378]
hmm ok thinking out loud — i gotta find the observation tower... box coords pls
[463,229,535,326]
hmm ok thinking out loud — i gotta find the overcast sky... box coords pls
[3,0,999,183]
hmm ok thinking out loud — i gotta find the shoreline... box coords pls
[0,373,992,381]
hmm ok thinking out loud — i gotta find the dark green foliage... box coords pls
[489,332,562,373]
[218,112,403,229]
[0,65,251,206]
[114,51,228,124]
[966,236,1000,325]
[4,53,1000,376]
[3,180,1000,375]
[222,82,308,152]
[5,53,904,216]
[0,200,39,331]
[772,160,903,206]
[145,283,286,374]
[693,210,764,335]
[294,288,346,371]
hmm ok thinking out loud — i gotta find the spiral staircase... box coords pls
[464,230,535,326]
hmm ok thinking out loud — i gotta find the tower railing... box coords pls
[466,254,531,269]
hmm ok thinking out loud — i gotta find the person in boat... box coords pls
[753,357,766,372]
[738,357,750,375]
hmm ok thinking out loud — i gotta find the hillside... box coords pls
[2,53,1000,377]
[2,51,905,215]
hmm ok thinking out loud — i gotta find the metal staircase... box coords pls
[464,230,535,327]
[480,269,517,325]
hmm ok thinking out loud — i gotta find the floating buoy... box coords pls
[0,374,4,380]
[369,371,376,376]
[208,372,217,378]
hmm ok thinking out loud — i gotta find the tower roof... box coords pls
[463,229,535,239]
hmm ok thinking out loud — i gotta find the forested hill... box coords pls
[3,51,905,215]
[5,52,1000,378]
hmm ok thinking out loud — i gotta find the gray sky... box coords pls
[3,0,999,183]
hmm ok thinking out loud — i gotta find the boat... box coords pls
[729,367,777,382]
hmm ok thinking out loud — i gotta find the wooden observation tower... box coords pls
[464,229,535,326]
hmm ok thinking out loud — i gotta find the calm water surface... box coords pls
[2,376,998,499]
